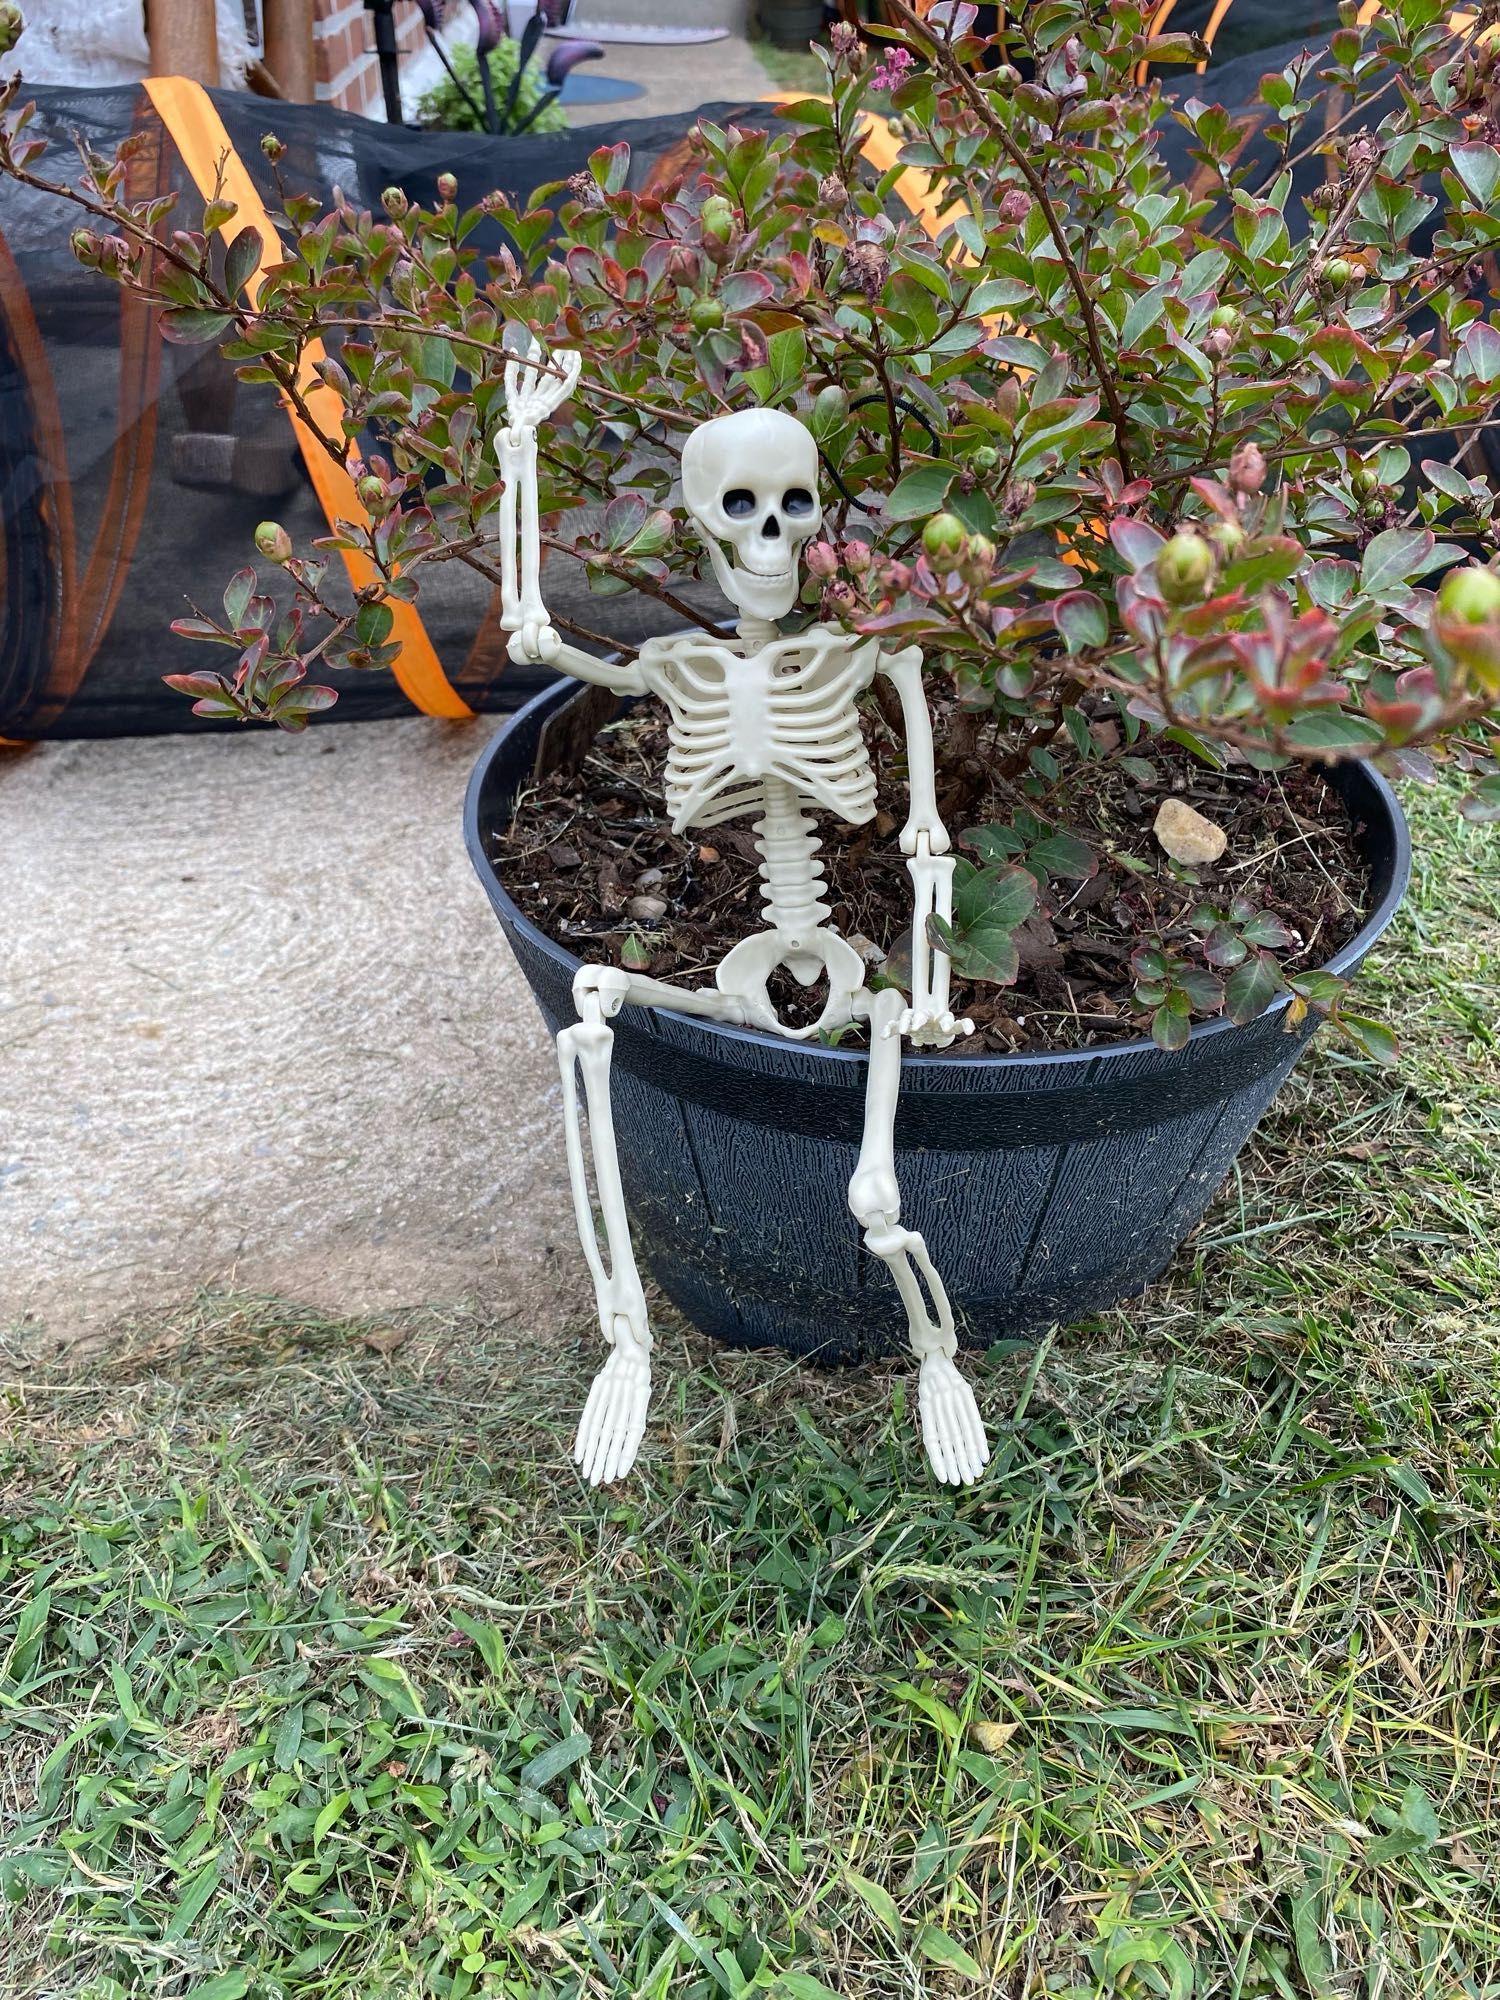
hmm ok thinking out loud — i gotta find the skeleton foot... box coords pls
[574,1322,652,1486]
[917,1350,990,1486]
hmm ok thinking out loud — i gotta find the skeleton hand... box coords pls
[573,1324,652,1486]
[507,619,565,667]
[918,1350,990,1486]
[889,1006,974,1046]
[503,332,581,434]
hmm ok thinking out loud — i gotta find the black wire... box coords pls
[819,391,942,515]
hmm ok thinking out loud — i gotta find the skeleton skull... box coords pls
[680,408,823,622]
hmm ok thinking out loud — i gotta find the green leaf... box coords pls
[223,225,264,303]
[187,1975,250,2000]
[223,568,256,629]
[1030,831,1097,880]
[773,1977,843,2000]
[1399,1781,1442,1843]
[1360,526,1434,597]
[1152,1001,1191,1051]
[1286,710,1385,751]
[1225,950,1286,1025]
[355,601,395,649]
[885,464,953,521]
[521,1731,591,1790]
[957,927,1020,985]
[954,862,1037,934]
[961,823,1025,864]
[843,1867,902,1940]
[312,1790,351,1852]
[1451,141,1500,209]
[1339,1013,1399,1066]
[916,1924,984,1982]
[160,308,235,344]
[1121,284,1169,349]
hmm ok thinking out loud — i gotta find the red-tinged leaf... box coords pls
[1338,1013,1399,1066]
[564,244,606,289]
[1175,967,1225,1013]
[1110,516,1166,572]
[1240,910,1297,949]
[1225,950,1286,1025]
[1188,476,1239,524]
[719,271,775,313]
[169,617,233,644]
[163,671,234,700]
[1203,923,1247,967]
[1052,588,1109,653]
[1132,947,1169,982]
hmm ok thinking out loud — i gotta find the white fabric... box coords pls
[1,0,255,87]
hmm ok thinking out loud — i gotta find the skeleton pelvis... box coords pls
[715,927,867,1041]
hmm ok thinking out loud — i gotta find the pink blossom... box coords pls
[871,47,915,93]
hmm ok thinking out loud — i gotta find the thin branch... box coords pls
[884,0,1136,482]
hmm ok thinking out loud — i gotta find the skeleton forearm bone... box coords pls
[497,336,643,693]
[877,646,971,1050]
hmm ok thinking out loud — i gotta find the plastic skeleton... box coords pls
[498,336,991,1488]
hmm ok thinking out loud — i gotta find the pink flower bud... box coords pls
[805,540,839,579]
[1228,442,1267,494]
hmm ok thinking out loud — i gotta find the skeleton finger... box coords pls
[599,1373,637,1486]
[960,1389,989,1479]
[591,1367,629,1486]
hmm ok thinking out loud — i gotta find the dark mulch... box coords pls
[493,695,1370,1054]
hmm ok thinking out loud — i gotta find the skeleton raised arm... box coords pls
[496,333,644,694]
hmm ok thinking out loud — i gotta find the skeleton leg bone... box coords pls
[849,986,990,1485]
[560,966,750,1486]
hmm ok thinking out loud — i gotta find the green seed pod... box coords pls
[1156,530,1214,605]
[921,512,967,563]
[1438,563,1500,626]
[689,297,725,333]
[254,520,293,564]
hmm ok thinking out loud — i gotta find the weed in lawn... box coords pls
[2,780,1498,1998]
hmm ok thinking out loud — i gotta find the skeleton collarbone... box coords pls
[639,625,880,832]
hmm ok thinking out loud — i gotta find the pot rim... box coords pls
[465,677,1413,1078]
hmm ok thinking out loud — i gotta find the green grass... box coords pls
[748,37,829,100]
[3,778,1499,1998]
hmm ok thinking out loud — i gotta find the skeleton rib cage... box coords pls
[638,629,882,834]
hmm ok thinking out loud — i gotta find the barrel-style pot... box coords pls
[465,681,1411,1363]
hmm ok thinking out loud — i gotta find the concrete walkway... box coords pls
[561,33,779,127]
[0,718,585,1347]
[0,32,789,1350]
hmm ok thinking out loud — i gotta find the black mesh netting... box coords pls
[0,88,762,738]
[0,18,1478,737]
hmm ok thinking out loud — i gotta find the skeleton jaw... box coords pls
[707,538,800,622]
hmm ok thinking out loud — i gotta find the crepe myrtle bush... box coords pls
[4,0,1500,1053]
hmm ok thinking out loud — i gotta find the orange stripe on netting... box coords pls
[143,75,472,720]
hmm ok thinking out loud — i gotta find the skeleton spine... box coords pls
[755,778,829,945]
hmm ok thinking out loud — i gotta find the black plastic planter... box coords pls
[465,681,1411,1363]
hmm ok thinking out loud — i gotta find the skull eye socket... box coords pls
[783,487,816,517]
[723,489,757,518]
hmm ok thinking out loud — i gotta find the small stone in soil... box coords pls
[628,894,669,921]
[1154,797,1228,865]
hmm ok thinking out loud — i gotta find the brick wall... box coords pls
[314,0,427,116]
